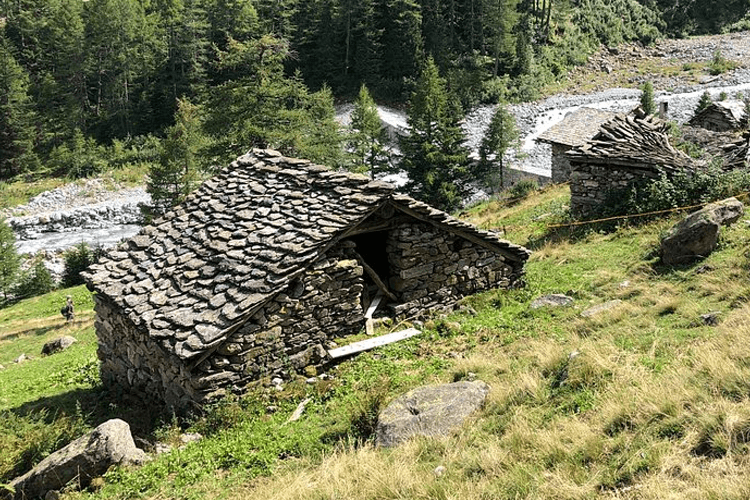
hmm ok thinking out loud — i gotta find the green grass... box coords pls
[4,185,750,499]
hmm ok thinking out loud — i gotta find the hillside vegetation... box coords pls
[4,184,750,499]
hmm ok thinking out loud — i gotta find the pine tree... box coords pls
[349,84,390,176]
[484,0,519,76]
[400,57,471,212]
[205,36,342,167]
[696,90,712,113]
[148,99,203,215]
[0,37,41,179]
[0,218,20,301]
[479,102,518,191]
[640,81,656,116]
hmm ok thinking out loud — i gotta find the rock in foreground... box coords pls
[41,336,77,355]
[660,197,744,265]
[5,419,146,500]
[376,381,490,447]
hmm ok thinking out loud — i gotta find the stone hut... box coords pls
[688,100,747,132]
[536,107,619,183]
[680,127,750,169]
[567,115,698,218]
[83,149,530,409]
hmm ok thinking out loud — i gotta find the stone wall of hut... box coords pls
[96,225,525,407]
[192,242,366,398]
[386,221,519,317]
[551,144,573,184]
[95,295,199,409]
[569,163,660,218]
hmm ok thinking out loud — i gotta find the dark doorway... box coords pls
[349,231,390,279]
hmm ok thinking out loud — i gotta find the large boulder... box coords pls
[376,381,490,448]
[660,198,744,265]
[6,419,146,499]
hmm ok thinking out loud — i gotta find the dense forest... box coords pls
[1,0,749,200]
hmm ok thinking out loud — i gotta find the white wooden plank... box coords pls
[365,294,383,319]
[328,328,422,359]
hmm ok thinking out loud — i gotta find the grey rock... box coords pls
[581,300,622,318]
[179,433,202,445]
[44,491,60,500]
[530,294,574,309]
[6,419,146,499]
[433,465,447,477]
[14,354,27,364]
[376,380,490,448]
[701,311,721,326]
[661,198,744,265]
[41,336,77,355]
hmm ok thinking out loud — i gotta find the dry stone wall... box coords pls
[569,164,660,219]
[551,144,573,184]
[194,242,366,396]
[95,295,199,409]
[386,222,518,317]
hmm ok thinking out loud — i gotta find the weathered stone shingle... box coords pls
[537,107,619,148]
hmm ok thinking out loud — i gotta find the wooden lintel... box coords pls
[328,328,421,359]
[352,251,398,302]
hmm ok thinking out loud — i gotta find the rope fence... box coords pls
[477,188,750,233]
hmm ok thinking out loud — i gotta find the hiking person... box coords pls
[61,295,74,322]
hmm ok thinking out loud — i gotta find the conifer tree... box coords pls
[349,84,390,176]
[0,37,41,179]
[479,102,519,191]
[148,99,203,215]
[205,36,342,167]
[400,57,471,212]
[640,81,656,116]
[0,218,20,301]
[696,90,713,113]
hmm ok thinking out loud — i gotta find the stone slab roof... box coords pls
[689,100,746,130]
[536,107,619,148]
[680,126,749,168]
[84,149,530,361]
[566,115,698,172]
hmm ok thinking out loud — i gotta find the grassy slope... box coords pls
[3,185,750,499]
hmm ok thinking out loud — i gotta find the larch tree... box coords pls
[349,84,390,176]
[0,37,41,179]
[148,99,204,216]
[640,81,656,116]
[479,102,519,191]
[400,57,471,212]
[0,218,20,301]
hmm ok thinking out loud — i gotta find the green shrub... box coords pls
[14,261,55,299]
[597,162,750,220]
[695,90,713,113]
[62,242,103,288]
[708,50,738,75]
[508,179,539,199]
